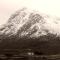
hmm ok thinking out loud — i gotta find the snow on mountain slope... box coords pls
[0,7,60,39]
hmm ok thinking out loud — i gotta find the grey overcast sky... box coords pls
[0,0,60,25]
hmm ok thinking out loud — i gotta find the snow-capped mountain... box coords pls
[0,7,59,39]
[0,7,60,55]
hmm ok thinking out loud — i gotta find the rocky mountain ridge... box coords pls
[0,7,58,39]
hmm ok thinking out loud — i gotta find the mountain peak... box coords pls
[0,7,58,39]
